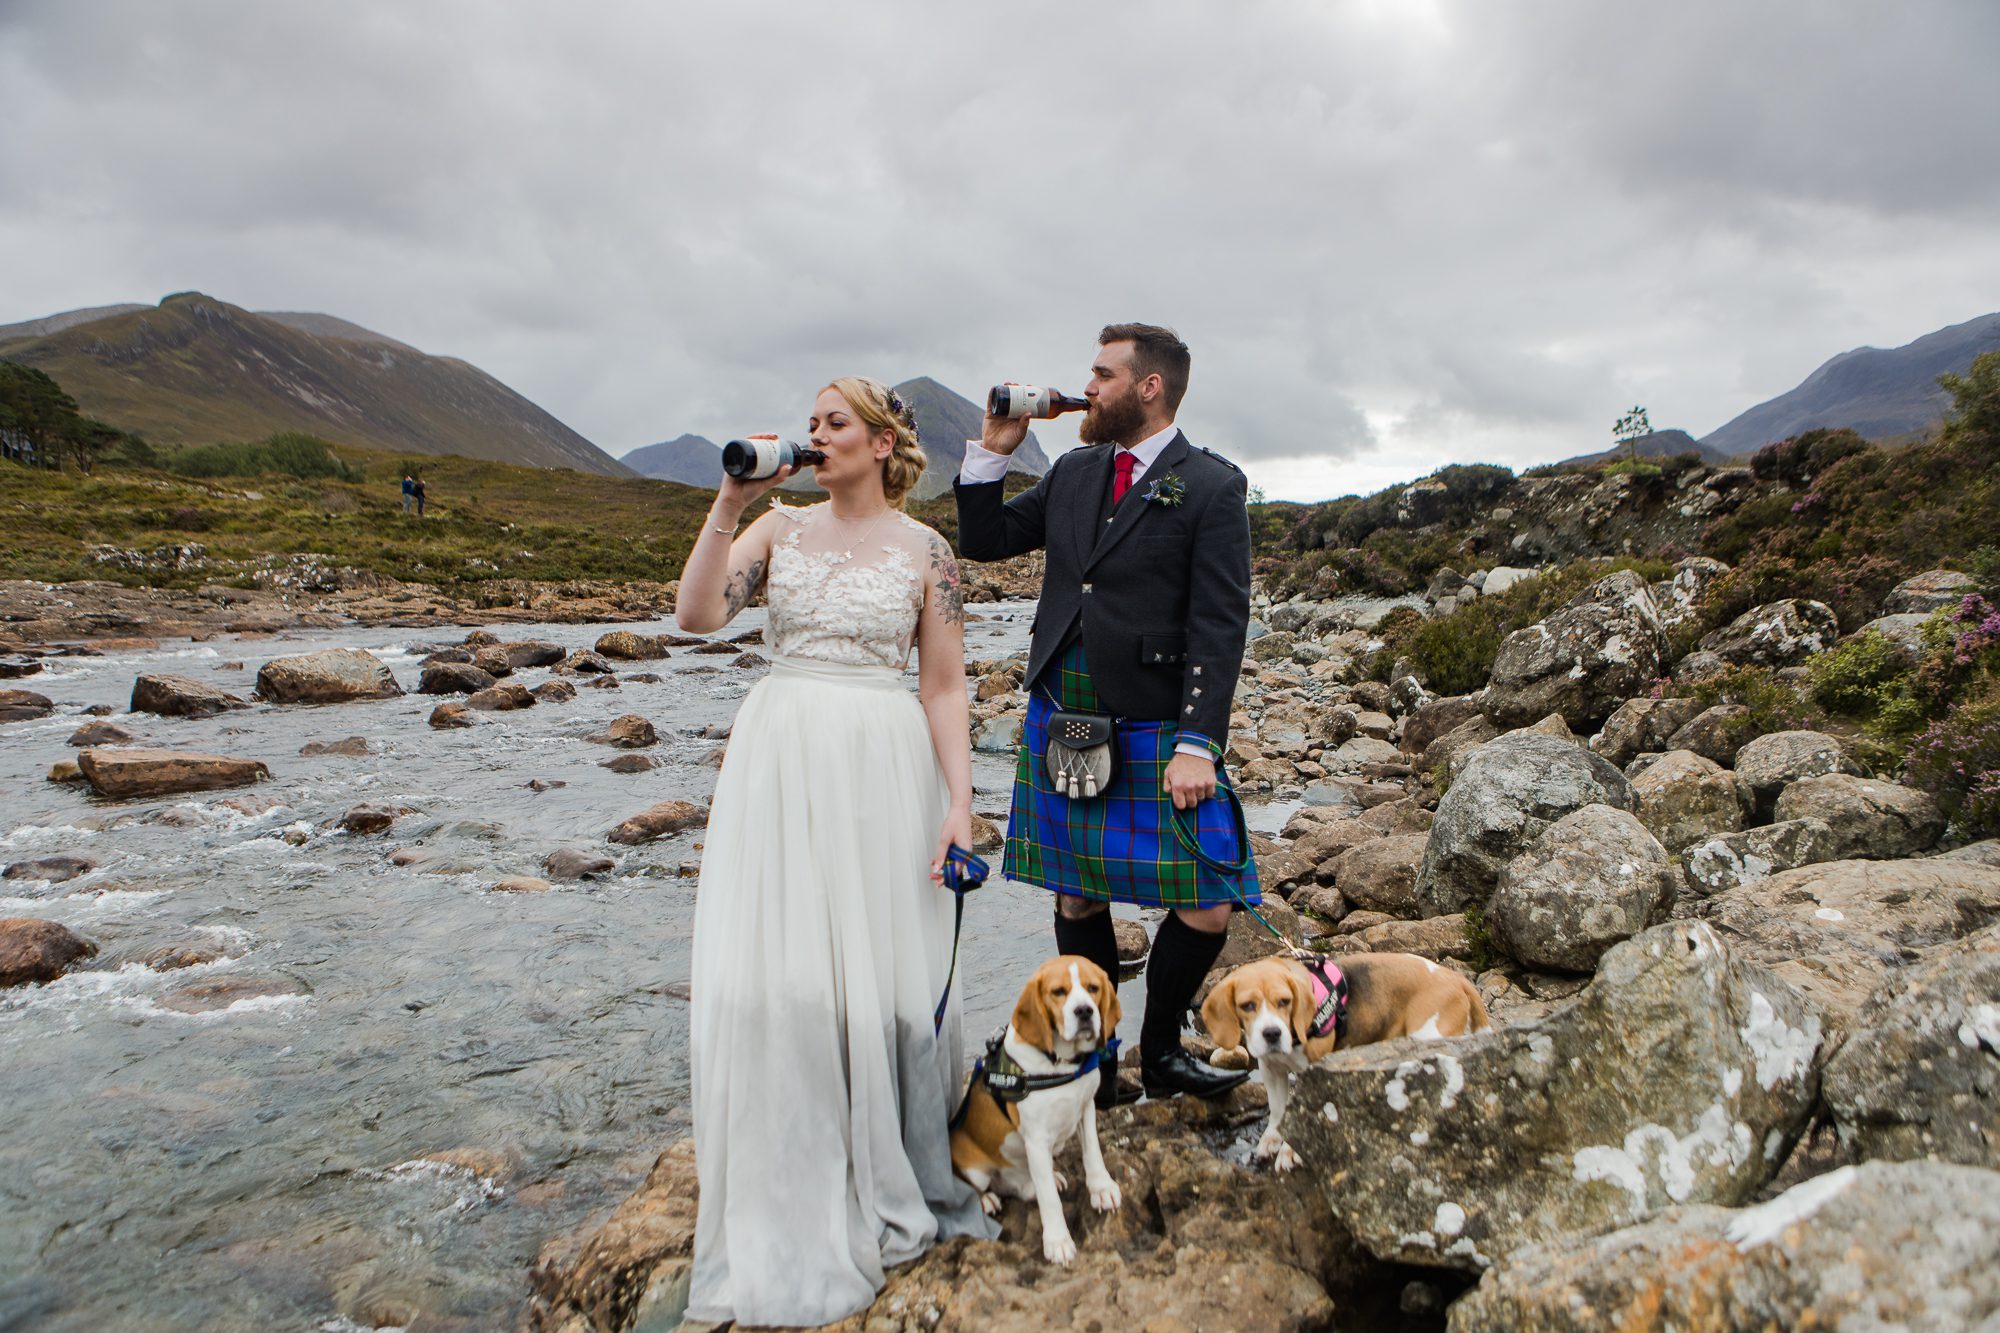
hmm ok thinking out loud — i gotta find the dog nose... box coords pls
[1260,1025,1284,1046]
[1072,1005,1096,1024]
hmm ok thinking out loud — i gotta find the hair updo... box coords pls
[826,376,926,507]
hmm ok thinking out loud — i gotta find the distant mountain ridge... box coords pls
[0,294,633,476]
[1699,312,2000,456]
[622,433,722,486]
[1556,428,1733,470]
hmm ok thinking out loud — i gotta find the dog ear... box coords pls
[1199,973,1242,1052]
[1287,965,1318,1049]
[1093,960,1122,1039]
[1011,966,1056,1054]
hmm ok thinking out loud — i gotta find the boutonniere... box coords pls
[1143,472,1186,507]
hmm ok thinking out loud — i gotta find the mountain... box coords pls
[622,433,723,486]
[894,376,1050,501]
[1699,312,2000,457]
[1555,428,1733,470]
[0,293,633,476]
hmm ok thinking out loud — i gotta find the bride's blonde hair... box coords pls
[826,376,926,508]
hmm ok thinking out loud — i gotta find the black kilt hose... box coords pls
[955,432,1260,909]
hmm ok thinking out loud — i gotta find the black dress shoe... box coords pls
[1140,1045,1249,1100]
[1095,1060,1144,1109]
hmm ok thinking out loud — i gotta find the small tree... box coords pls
[1613,405,1652,462]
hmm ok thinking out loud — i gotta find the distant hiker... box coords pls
[414,476,428,517]
[401,475,415,514]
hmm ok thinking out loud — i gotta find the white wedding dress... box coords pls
[686,502,995,1328]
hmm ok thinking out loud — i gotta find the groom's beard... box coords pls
[1079,392,1146,447]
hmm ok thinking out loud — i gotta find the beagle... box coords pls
[1202,952,1491,1172]
[949,955,1123,1264]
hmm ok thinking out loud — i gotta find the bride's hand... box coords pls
[931,807,975,884]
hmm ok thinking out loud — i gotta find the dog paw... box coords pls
[1052,1170,1069,1193]
[979,1190,1001,1216]
[1273,1141,1302,1174]
[1043,1231,1077,1265]
[1252,1128,1284,1161]
[1088,1178,1122,1212]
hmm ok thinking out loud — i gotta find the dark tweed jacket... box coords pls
[954,430,1252,748]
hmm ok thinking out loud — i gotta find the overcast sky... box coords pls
[4,2,1997,500]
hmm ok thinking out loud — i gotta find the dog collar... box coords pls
[977,1033,1121,1106]
[1302,958,1349,1041]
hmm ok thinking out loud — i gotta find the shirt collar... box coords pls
[1117,423,1179,479]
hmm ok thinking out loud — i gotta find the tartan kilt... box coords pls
[1004,690,1262,910]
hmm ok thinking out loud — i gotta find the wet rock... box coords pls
[129,674,246,719]
[532,680,577,703]
[421,646,475,665]
[1287,922,1822,1274]
[1733,730,1862,818]
[47,760,83,784]
[300,737,372,757]
[1414,731,1636,918]
[256,648,403,704]
[1486,804,1676,973]
[1448,1161,2000,1332]
[0,656,43,678]
[1590,696,1703,769]
[731,651,766,669]
[1773,773,1944,860]
[419,662,498,695]
[598,754,658,774]
[1681,818,1839,896]
[471,646,517,678]
[157,975,305,1012]
[1883,568,1980,615]
[78,748,270,799]
[495,640,567,669]
[429,701,474,728]
[463,630,501,646]
[1331,835,1428,917]
[1629,749,1747,854]
[526,778,566,793]
[1698,858,2000,1036]
[608,800,709,845]
[595,631,668,660]
[491,877,552,894]
[80,703,115,717]
[1350,913,1476,961]
[555,650,613,675]
[339,803,405,835]
[1112,917,1150,964]
[1823,925,2000,1168]
[1662,704,1751,766]
[626,673,663,684]
[1482,570,1667,731]
[67,720,136,747]
[973,713,1023,753]
[0,917,98,986]
[3,855,99,884]
[1698,598,1840,668]
[690,640,739,656]
[141,941,228,971]
[968,812,1003,852]
[586,714,657,748]
[544,850,616,880]
[466,683,537,711]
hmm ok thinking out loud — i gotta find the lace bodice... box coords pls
[765,503,931,669]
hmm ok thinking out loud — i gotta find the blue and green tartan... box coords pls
[1003,643,1261,909]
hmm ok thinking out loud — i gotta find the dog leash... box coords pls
[933,844,988,1035]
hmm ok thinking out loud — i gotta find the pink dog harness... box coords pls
[1302,957,1350,1041]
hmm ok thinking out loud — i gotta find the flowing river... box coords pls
[0,602,1304,1332]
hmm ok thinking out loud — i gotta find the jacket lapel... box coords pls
[1085,431,1188,572]
[1071,444,1116,563]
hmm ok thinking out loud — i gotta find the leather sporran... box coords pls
[1045,710,1117,800]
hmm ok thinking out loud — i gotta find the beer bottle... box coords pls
[721,437,828,480]
[987,384,1088,420]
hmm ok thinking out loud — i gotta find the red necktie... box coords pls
[1112,450,1137,504]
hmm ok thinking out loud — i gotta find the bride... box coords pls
[674,376,997,1326]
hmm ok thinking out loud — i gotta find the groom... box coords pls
[956,322,1259,1103]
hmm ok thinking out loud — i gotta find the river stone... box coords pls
[1662,704,1751,767]
[256,648,402,704]
[3,855,99,884]
[465,683,536,711]
[129,674,246,719]
[1331,835,1429,917]
[47,760,83,784]
[1414,731,1636,918]
[1772,773,1944,860]
[77,748,270,799]
[429,701,474,728]
[583,674,622,690]
[532,680,577,703]
[544,850,616,880]
[491,877,552,894]
[0,688,54,723]
[1733,730,1861,818]
[1590,697,1704,769]
[1252,834,1314,896]
[1485,805,1676,973]
[419,662,497,695]
[1446,1160,2000,1332]
[587,714,658,748]
[299,737,372,757]
[471,647,516,678]
[1681,819,1839,897]
[0,917,98,986]
[596,630,668,660]
[1628,749,1746,854]
[141,941,228,971]
[1482,571,1666,732]
[0,656,42,678]
[973,713,1022,753]
[1822,925,2000,1169]
[157,975,305,1013]
[66,721,134,747]
[1286,921,1823,1274]
[608,800,709,845]
[1884,568,1980,615]
[1350,913,1475,962]
[556,650,614,675]
[493,640,566,669]
[1697,858,2000,1036]
[338,803,402,835]
[599,754,658,774]
[1698,598,1840,668]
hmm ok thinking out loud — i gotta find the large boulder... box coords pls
[1698,858,2000,1036]
[0,688,55,723]
[492,639,566,669]
[2,855,98,884]
[1698,598,1840,668]
[256,648,402,704]
[595,631,668,661]
[1481,571,1667,731]
[129,674,247,719]
[1401,694,1485,757]
[1590,696,1704,769]
[1823,925,2000,1169]
[1414,732,1636,918]
[1884,568,1979,615]
[466,683,537,711]
[418,662,497,695]
[1772,773,1944,860]
[1660,704,1751,767]
[1629,749,1747,854]
[1285,922,1823,1273]
[608,801,709,845]
[1681,819,1839,897]
[1485,804,1676,973]
[586,714,658,748]
[1447,1161,2000,1332]
[0,917,98,987]
[1331,835,1429,917]
[77,748,271,799]
[1733,730,1862,819]
[1654,555,1731,628]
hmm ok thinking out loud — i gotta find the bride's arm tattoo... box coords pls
[928,535,965,627]
[723,557,766,618]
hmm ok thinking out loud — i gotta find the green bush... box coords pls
[1806,629,1918,722]
[1903,681,2000,840]
[1690,664,1821,751]
[1750,427,1869,485]
[173,432,365,483]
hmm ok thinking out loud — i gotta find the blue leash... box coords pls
[1169,785,1298,948]
[933,844,988,1034]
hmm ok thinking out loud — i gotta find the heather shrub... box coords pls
[1806,628,1923,733]
[1691,664,1821,750]
[1750,427,1869,486]
[1904,683,2000,840]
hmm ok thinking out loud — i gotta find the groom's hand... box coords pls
[980,396,1030,456]
[1164,753,1217,810]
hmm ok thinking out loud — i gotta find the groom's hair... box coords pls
[1099,323,1190,413]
